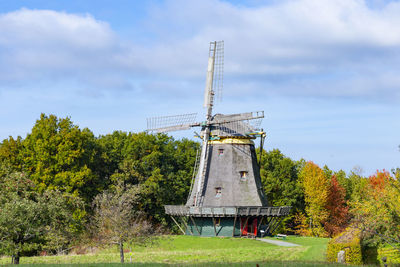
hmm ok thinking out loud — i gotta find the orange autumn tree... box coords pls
[324,175,349,237]
[299,161,329,237]
[369,169,390,193]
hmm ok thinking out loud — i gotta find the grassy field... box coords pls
[263,236,330,262]
[0,235,342,266]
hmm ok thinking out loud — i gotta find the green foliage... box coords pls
[41,190,85,254]
[99,132,199,224]
[0,172,84,262]
[0,114,199,232]
[347,170,369,204]
[378,246,400,264]
[260,149,304,210]
[259,149,304,232]
[0,136,23,174]
[22,114,102,201]
[326,227,362,265]
[0,173,45,262]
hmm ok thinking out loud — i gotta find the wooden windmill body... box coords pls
[147,41,290,237]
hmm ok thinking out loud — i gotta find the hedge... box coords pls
[378,246,400,264]
[326,227,362,265]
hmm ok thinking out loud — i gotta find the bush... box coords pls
[326,227,362,265]
[378,246,400,265]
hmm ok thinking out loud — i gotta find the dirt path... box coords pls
[256,238,300,247]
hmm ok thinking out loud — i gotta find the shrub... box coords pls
[326,227,362,265]
[378,246,400,265]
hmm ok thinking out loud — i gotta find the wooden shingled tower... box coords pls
[147,41,290,237]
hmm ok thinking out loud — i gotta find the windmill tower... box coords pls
[147,41,290,237]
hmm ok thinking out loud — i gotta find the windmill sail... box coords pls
[146,113,198,133]
[204,41,224,118]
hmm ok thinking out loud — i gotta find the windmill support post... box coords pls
[170,215,186,235]
[182,217,193,235]
[257,216,264,230]
[212,217,217,236]
[264,219,274,235]
[189,216,201,236]
[232,215,237,237]
[270,217,285,235]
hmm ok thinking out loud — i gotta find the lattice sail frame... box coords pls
[209,111,264,137]
[147,113,198,133]
[212,41,224,103]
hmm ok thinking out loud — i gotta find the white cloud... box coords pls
[0,8,114,48]
[1,1,400,100]
[0,8,131,89]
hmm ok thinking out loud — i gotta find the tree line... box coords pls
[0,113,399,262]
[260,147,400,253]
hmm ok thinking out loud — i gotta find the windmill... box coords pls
[147,41,290,237]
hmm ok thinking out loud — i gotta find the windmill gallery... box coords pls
[147,41,291,237]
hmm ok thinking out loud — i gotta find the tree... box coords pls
[0,172,83,264]
[259,149,305,232]
[99,132,198,225]
[42,190,85,254]
[21,114,103,202]
[299,161,329,237]
[0,173,45,264]
[351,170,400,247]
[91,181,154,263]
[347,169,369,204]
[260,149,304,209]
[0,136,23,175]
[324,175,349,237]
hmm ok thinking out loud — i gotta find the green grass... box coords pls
[0,235,337,266]
[1,263,365,267]
[262,235,330,261]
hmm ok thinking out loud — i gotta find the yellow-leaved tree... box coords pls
[299,161,329,237]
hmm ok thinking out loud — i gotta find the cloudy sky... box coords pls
[0,0,399,176]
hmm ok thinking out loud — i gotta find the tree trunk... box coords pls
[119,241,124,263]
[14,252,20,264]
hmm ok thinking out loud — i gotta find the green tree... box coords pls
[259,149,305,232]
[0,136,23,176]
[21,114,102,201]
[0,172,83,264]
[99,132,198,224]
[0,173,44,264]
[42,190,85,254]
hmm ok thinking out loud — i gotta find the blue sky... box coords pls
[0,0,399,176]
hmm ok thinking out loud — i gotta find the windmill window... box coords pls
[218,149,224,156]
[240,171,248,181]
[215,187,222,198]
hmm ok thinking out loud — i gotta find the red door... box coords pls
[252,219,257,236]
